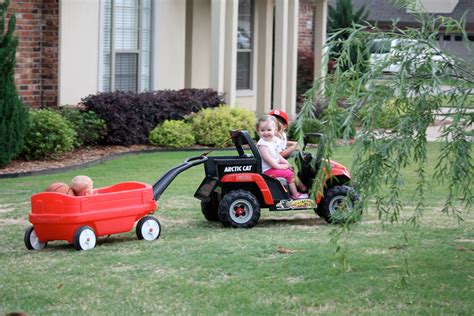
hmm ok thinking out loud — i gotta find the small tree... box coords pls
[296,0,473,223]
[0,0,28,168]
[327,0,369,70]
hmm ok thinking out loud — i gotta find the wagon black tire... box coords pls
[24,226,47,250]
[73,226,97,251]
[136,216,161,241]
[218,190,260,228]
[317,185,360,224]
[201,200,219,222]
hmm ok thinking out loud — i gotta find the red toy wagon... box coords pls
[24,155,209,251]
[25,181,160,251]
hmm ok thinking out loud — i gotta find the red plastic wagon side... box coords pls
[25,181,160,250]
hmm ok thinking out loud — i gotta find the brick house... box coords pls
[6,0,59,108]
[5,0,330,119]
[299,0,474,62]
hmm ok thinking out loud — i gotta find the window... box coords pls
[99,0,151,93]
[237,0,254,91]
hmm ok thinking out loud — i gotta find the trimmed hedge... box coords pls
[82,89,225,145]
[191,106,256,147]
[149,120,195,148]
[21,109,76,160]
[58,107,107,147]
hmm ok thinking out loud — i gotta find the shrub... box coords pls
[358,99,404,129]
[58,107,107,147]
[0,2,28,168]
[191,106,256,146]
[82,89,225,145]
[149,120,195,148]
[21,109,76,160]
[288,118,325,139]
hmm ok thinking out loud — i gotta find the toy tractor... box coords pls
[193,130,359,228]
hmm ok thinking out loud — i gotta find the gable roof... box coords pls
[327,0,474,26]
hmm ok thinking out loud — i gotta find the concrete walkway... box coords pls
[426,107,473,141]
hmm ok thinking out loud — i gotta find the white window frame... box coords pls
[236,0,255,96]
[99,0,152,93]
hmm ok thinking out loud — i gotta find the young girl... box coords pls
[270,109,307,192]
[256,115,307,199]
[269,109,298,158]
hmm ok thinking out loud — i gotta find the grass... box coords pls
[0,145,473,315]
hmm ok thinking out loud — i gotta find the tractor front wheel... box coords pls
[317,185,360,224]
[218,190,260,228]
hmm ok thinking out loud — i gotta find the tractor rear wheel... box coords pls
[317,185,360,224]
[218,190,260,228]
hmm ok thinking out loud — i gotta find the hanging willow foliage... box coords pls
[295,1,473,225]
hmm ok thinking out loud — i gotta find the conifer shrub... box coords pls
[0,0,28,168]
[149,120,195,148]
[191,106,256,147]
[21,109,76,160]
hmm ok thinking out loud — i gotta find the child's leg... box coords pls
[264,168,300,197]
[288,182,299,196]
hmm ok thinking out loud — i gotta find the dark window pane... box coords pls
[238,0,252,49]
[237,52,251,90]
[115,53,138,92]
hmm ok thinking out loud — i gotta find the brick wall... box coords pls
[299,1,315,53]
[6,0,59,108]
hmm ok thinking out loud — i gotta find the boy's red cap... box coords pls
[269,109,289,125]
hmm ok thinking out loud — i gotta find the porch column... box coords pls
[210,0,226,92]
[223,0,238,105]
[256,0,273,116]
[184,0,193,88]
[313,0,327,80]
[286,0,299,118]
[273,0,288,110]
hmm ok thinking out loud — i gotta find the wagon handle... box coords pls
[153,155,208,200]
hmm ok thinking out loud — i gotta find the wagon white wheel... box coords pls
[136,216,161,241]
[24,226,47,250]
[73,226,97,251]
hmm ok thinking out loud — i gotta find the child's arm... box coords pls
[278,155,291,168]
[258,145,288,170]
[280,141,298,158]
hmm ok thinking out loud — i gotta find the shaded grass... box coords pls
[0,146,473,315]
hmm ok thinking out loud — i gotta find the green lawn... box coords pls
[0,146,472,315]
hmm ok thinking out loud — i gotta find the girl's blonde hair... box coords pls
[256,114,277,131]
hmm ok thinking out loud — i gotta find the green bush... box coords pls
[191,106,256,146]
[149,120,195,148]
[21,109,77,160]
[359,99,404,129]
[288,118,325,140]
[58,107,107,147]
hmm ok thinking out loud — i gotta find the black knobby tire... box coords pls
[201,194,220,222]
[73,226,97,251]
[136,216,161,241]
[317,185,360,224]
[24,226,47,250]
[218,190,260,228]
